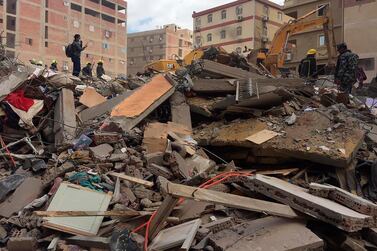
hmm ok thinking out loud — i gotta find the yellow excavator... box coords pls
[261,5,337,76]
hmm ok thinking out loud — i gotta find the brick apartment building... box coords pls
[192,0,290,54]
[0,0,127,77]
[127,24,193,75]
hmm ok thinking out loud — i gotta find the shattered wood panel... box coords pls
[201,60,264,79]
[247,175,374,232]
[209,217,323,251]
[111,74,173,118]
[43,182,111,236]
[79,91,135,122]
[54,88,77,147]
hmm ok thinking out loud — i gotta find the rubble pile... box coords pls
[0,53,377,251]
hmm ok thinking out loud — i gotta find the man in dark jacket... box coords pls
[334,43,359,94]
[82,63,92,77]
[71,34,87,77]
[96,60,105,78]
[298,49,318,81]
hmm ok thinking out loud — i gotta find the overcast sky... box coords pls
[127,0,285,33]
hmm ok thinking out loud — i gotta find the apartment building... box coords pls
[127,24,193,75]
[192,0,289,54]
[283,0,343,73]
[344,0,377,81]
[0,0,127,77]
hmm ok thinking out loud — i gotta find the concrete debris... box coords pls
[0,46,375,251]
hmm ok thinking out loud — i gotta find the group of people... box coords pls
[298,42,364,94]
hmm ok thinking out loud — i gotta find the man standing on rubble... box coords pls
[71,34,87,77]
[298,49,318,82]
[96,60,105,78]
[334,43,359,94]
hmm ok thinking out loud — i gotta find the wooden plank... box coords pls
[35,210,144,217]
[149,195,180,240]
[158,177,298,219]
[108,172,154,188]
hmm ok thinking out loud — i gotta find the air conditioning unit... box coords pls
[237,16,243,21]
[104,30,111,38]
[262,16,269,22]
[262,37,268,42]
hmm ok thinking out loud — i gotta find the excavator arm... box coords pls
[265,6,336,76]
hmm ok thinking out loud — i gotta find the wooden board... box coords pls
[79,87,107,108]
[111,74,173,118]
[43,182,111,236]
[158,177,298,219]
[245,129,280,145]
[108,172,154,188]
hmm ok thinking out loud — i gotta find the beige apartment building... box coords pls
[283,0,343,73]
[127,24,193,75]
[344,0,377,81]
[192,0,290,54]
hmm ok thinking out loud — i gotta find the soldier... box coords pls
[334,43,359,94]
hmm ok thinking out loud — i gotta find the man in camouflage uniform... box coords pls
[334,43,359,94]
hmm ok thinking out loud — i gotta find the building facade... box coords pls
[344,0,377,81]
[127,24,193,75]
[0,0,127,77]
[283,0,343,73]
[192,0,289,54]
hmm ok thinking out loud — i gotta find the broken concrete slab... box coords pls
[0,177,43,217]
[54,88,77,148]
[192,78,237,94]
[201,60,264,79]
[79,87,107,108]
[66,236,110,249]
[208,217,323,251]
[148,163,174,180]
[7,236,37,251]
[170,92,192,130]
[89,144,114,161]
[79,91,135,122]
[309,183,377,216]
[0,174,26,201]
[247,175,374,232]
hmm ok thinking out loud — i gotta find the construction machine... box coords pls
[261,5,337,76]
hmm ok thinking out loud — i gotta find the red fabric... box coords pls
[4,89,34,112]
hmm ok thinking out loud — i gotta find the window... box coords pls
[45,41,48,47]
[319,34,325,46]
[70,3,82,12]
[318,3,329,16]
[207,14,213,23]
[195,17,201,26]
[160,44,164,49]
[220,30,226,39]
[25,38,32,45]
[287,11,297,19]
[207,33,212,42]
[45,26,48,39]
[103,42,109,49]
[179,39,183,47]
[195,36,201,44]
[236,5,243,15]
[221,10,227,19]
[263,26,268,36]
[359,58,375,71]
[178,49,183,57]
[263,5,269,15]
[278,12,283,21]
[45,11,48,23]
[236,26,242,36]
[45,0,48,8]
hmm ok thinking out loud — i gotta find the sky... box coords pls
[127,0,285,33]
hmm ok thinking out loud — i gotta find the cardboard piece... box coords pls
[43,182,111,236]
[79,87,107,108]
[245,129,280,145]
